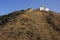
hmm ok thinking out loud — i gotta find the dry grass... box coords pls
[0,9,60,40]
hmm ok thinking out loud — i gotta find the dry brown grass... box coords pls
[0,10,60,40]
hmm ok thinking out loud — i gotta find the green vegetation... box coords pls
[0,10,25,27]
[47,15,60,33]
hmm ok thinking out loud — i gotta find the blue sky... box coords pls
[0,0,60,15]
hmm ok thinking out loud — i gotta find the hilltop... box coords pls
[0,9,60,40]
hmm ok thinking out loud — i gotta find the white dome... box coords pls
[46,8,49,11]
[40,6,46,11]
[40,6,49,11]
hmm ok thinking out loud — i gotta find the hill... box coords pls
[0,9,60,40]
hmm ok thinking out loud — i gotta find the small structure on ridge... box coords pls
[40,6,49,11]
[27,8,33,12]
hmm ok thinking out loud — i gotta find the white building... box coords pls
[40,6,49,11]
[45,8,49,11]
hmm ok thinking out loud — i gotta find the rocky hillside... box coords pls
[0,9,60,40]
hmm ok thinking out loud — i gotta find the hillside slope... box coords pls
[0,9,60,40]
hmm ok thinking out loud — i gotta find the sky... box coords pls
[0,0,60,15]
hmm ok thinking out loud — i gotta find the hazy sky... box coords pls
[0,0,60,15]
